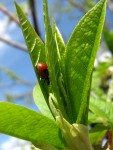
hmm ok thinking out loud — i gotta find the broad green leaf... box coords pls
[43,0,68,121]
[65,0,106,124]
[0,102,63,148]
[89,124,108,145]
[89,98,113,124]
[15,2,49,105]
[33,84,54,120]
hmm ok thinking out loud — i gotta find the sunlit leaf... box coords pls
[52,21,65,65]
[43,0,68,120]
[33,84,54,119]
[0,102,63,148]
[65,0,106,124]
[15,2,49,104]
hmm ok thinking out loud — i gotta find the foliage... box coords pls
[104,27,113,54]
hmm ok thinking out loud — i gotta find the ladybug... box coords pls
[37,62,49,84]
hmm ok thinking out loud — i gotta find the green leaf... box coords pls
[0,102,63,148]
[91,61,112,101]
[65,0,106,124]
[88,112,105,124]
[15,2,45,75]
[52,21,65,65]
[33,84,54,120]
[89,124,108,145]
[15,2,49,105]
[52,22,66,84]
[89,97,113,124]
[43,0,68,121]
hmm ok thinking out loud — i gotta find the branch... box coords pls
[0,37,28,52]
[6,90,32,100]
[29,0,41,37]
[68,0,85,13]
[0,5,20,25]
[0,5,28,52]
[108,0,113,13]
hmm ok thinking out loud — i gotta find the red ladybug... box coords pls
[37,62,49,84]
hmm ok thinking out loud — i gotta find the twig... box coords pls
[68,0,85,13]
[0,5,20,25]
[29,0,41,37]
[7,90,32,100]
[0,37,28,52]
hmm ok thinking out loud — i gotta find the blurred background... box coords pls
[0,0,113,149]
